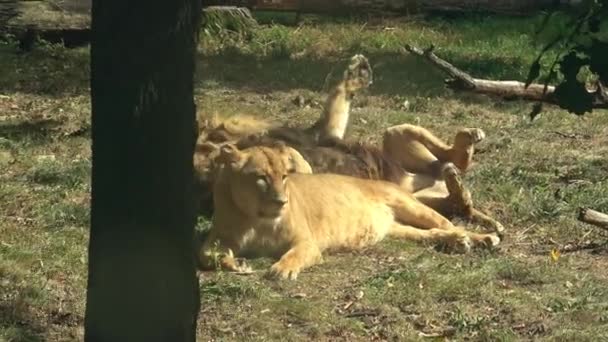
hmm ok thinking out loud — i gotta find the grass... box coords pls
[2,11,608,341]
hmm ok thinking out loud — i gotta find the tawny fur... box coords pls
[195,121,504,234]
[307,54,373,142]
[199,145,500,280]
[192,54,503,233]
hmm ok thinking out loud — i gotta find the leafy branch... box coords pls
[527,0,608,117]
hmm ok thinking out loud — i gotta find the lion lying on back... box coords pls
[200,144,500,280]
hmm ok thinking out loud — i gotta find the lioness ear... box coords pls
[285,147,312,174]
[217,144,244,167]
[272,140,287,151]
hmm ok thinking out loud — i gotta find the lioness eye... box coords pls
[256,177,267,189]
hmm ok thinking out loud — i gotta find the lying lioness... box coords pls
[199,144,500,280]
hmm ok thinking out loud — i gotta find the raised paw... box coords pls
[267,260,302,280]
[442,163,465,198]
[442,162,460,179]
[450,128,486,173]
[456,128,486,145]
[442,164,474,217]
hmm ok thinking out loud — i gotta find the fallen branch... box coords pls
[578,208,608,231]
[402,44,608,109]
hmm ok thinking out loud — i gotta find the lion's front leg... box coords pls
[268,242,322,280]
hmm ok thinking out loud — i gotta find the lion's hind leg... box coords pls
[388,223,471,253]
[382,124,447,176]
[443,163,473,218]
[443,163,505,235]
[382,124,486,175]
[388,190,500,249]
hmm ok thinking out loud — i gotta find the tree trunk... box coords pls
[85,0,201,341]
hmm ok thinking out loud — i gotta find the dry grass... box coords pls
[1,12,608,342]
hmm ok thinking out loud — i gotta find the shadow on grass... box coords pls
[0,119,61,143]
[0,302,45,342]
[196,49,533,98]
[0,44,89,96]
[197,51,446,96]
[0,30,533,99]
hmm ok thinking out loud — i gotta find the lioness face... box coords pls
[193,140,222,183]
[220,145,294,220]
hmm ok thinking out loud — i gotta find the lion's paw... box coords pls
[232,258,253,274]
[435,231,472,254]
[443,164,473,215]
[487,234,501,247]
[461,128,486,144]
[452,234,472,254]
[479,234,501,248]
[454,128,485,146]
[470,128,486,144]
[468,232,501,249]
[267,261,301,280]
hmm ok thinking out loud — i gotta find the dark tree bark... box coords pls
[85,0,201,341]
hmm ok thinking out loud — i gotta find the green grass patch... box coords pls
[2,12,608,341]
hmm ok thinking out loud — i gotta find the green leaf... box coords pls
[553,80,594,115]
[586,39,608,84]
[558,51,586,79]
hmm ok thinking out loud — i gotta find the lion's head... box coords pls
[216,143,312,220]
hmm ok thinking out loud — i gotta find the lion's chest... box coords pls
[237,217,292,258]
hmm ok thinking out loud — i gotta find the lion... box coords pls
[199,144,501,280]
[197,123,504,234]
[306,53,373,143]
[194,54,372,216]
[196,54,373,146]
[193,54,503,234]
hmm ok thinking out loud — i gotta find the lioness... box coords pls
[197,123,504,234]
[194,54,503,234]
[199,144,500,280]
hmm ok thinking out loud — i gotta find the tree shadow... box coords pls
[0,38,533,102]
[196,50,446,97]
[0,302,45,342]
[0,45,89,96]
[195,49,533,100]
[0,119,62,143]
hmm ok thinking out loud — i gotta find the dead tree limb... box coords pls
[402,44,608,109]
[578,208,608,231]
